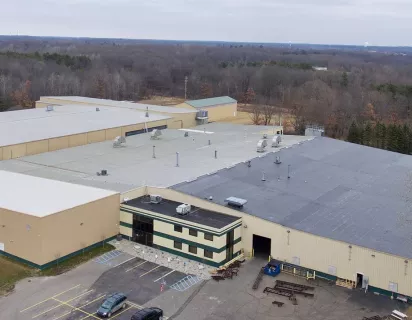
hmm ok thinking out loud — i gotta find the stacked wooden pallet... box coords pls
[336,278,355,289]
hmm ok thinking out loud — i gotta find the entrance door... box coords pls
[132,215,154,247]
[356,273,364,288]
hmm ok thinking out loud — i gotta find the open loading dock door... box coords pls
[253,234,271,257]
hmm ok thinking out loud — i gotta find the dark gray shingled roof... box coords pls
[172,137,412,259]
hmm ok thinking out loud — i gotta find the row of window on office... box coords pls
[174,225,214,241]
[173,240,214,259]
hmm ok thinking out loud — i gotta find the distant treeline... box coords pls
[218,60,313,70]
[375,83,412,99]
[347,121,412,155]
[0,51,91,70]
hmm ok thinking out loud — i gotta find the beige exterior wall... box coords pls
[39,193,120,265]
[0,208,43,265]
[106,127,122,140]
[0,148,2,161]
[206,103,237,122]
[120,226,132,238]
[69,133,88,147]
[26,140,49,156]
[35,101,54,108]
[175,103,196,110]
[87,130,106,144]
[147,187,412,297]
[0,194,120,267]
[49,137,69,151]
[2,144,27,160]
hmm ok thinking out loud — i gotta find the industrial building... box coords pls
[1,108,412,301]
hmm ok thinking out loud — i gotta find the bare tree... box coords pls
[250,104,262,125]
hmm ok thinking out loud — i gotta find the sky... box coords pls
[2,0,412,46]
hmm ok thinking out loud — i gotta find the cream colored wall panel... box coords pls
[105,127,122,140]
[149,187,412,297]
[49,137,69,151]
[35,101,50,108]
[40,194,120,265]
[87,130,106,144]
[2,144,27,160]
[234,241,243,254]
[0,147,3,161]
[0,208,43,265]
[175,103,196,110]
[26,140,49,156]
[154,219,226,249]
[69,133,87,147]
[121,187,146,202]
[207,103,237,122]
[120,226,132,237]
[234,226,242,240]
[120,210,133,224]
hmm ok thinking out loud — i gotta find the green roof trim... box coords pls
[185,96,237,108]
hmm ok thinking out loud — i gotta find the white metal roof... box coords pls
[0,170,118,217]
[0,105,170,147]
[41,96,197,114]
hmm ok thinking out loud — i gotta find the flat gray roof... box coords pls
[41,96,197,114]
[124,196,240,229]
[0,105,170,147]
[172,138,412,260]
[0,123,309,192]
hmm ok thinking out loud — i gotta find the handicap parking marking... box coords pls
[20,284,82,313]
[94,250,123,266]
[125,260,147,273]
[170,275,202,292]
[154,270,176,283]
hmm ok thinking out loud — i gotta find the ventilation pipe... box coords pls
[176,152,180,167]
[152,145,156,158]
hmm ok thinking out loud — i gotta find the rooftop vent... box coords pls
[46,105,54,112]
[184,132,189,137]
[150,129,162,140]
[97,169,108,176]
[96,107,100,111]
[113,136,126,148]
[257,139,267,153]
[225,197,247,208]
[176,203,191,215]
[272,135,281,148]
[150,195,162,204]
[263,134,268,139]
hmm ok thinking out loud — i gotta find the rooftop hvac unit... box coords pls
[272,135,281,148]
[225,197,247,208]
[196,110,208,120]
[257,139,267,153]
[263,134,268,139]
[150,195,162,204]
[113,136,126,147]
[96,169,108,176]
[176,203,191,215]
[46,105,54,112]
[150,129,162,140]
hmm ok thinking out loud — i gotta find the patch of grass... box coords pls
[0,243,115,295]
[39,244,115,277]
[0,256,35,296]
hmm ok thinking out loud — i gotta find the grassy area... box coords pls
[0,243,115,296]
[39,244,115,277]
[0,256,35,296]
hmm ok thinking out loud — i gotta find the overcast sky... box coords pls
[2,0,411,46]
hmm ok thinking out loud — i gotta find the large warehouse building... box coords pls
[1,102,412,301]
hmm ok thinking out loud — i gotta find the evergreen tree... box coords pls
[347,121,360,143]
[341,72,349,88]
[386,124,398,152]
[363,123,372,146]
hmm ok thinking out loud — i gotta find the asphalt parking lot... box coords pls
[18,257,190,320]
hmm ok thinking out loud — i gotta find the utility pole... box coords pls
[184,76,188,99]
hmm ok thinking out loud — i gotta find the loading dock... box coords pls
[253,234,271,257]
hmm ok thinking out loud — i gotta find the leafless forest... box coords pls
[1,36,412,138]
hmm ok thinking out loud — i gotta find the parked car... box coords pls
[131,307,163,320]
[97,293,127,318]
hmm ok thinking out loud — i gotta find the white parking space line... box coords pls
[139,265,161,278]
[154,270,175,282]
[113,256,137,269]
[125,260,147,273]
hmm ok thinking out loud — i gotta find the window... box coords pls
[189,229,198,237]
[188,245,197,254]
[204,250,213,259]
[174,225,182,233]
[174,241,182,249]
[204,233,213,241]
